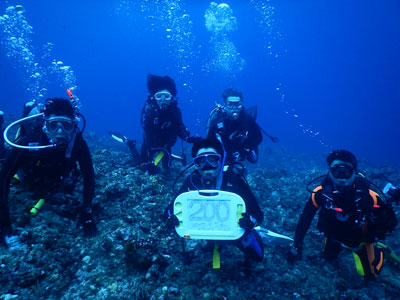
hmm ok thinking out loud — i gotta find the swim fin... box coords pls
[254,226,293,246]
[108,131,128,144]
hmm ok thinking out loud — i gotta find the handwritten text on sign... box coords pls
[187,199,231,231]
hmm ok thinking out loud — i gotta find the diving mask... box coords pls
[46,116,74,133]
[193,153,221,170]
[226,101,242,110]
[225,96,242,119]
[330,164,354,179]
[154,91,173,102]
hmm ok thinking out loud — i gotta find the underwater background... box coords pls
[1,0,399,167]
[1,1,400,300]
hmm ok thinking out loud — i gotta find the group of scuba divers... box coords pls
[0,74,399,280]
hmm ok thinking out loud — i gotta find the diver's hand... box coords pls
[0,210,11,246]
[239,212,256,233]
[77,209,97,237]
[286,244,302,264]
[185,136,202,144]
[126,139,136,148]
[139,162,160,175]
[383,183,400,203]
[393,188,400,203]
[166,214,179,230]
[389,187,400,204]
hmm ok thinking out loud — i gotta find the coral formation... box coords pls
[1,133,399,299]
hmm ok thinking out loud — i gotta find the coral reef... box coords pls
[1,133,399,300]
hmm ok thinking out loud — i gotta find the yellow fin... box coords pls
[213,244,220,269]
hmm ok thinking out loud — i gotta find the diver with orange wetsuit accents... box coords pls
[287,150,398,280]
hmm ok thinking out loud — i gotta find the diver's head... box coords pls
[222,88,243,120]
[327,150,357,192]
[192,138,224,186]
[147,74,177,110]
[43,98,77,146]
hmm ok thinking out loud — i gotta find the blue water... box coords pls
[1,0,399,167]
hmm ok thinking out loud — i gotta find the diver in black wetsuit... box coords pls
[207,88,263,164]
[287,150,398,279]
[126,74,200,172]
[0,98,96,246]
[164,138,265,263]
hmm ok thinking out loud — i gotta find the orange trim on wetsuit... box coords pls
[365,243,375,272]
[376,250,384,271]
[311,186,323,208]
[365,243,383,277]
[368,190,378,206]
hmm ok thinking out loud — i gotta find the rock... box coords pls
[1,295,19,300]
[82,256,91,264]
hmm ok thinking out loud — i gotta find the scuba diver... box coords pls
[0,97,96,246]
[207,88,276,164]
[126,74,201,173]
[287,150,398,280]
[164,137,265,264]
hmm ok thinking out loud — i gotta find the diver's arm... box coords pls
[238,177,264,224]
[293,197,319,249]
[371,191,398,238]
[142,104,158,131]
[76,136,95,210]
[206,124,218,140]
[174,108,190,140]
[244,118,262,149]
[251,120,263,146]
[0,148,26,241]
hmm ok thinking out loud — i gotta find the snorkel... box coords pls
[215,133,226,190]
[64,89,79,158]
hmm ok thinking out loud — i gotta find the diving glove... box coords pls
[286,244,302,264]
[239,212,256,233]
[77,208,97,236]
[166,214,179,230]
[383,183,400,203]
[126,139,136,148]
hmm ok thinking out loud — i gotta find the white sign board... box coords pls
[173,190,246,240]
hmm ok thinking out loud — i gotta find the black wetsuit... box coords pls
[293,177,396,278]
[207,109,262,164]
[165,168,265,261]
[140,100,189,167]
[0,129,95,242]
